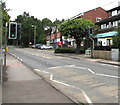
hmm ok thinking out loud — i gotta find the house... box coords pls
[46,7,110,48]
[71,7,109,23]
[95,5,120,47]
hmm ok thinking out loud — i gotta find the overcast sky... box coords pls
[5,0,120,21]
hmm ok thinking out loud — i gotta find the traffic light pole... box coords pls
[88,28,95,50]
[89,36,95,50]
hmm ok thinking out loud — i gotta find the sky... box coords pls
[5,0,120,22]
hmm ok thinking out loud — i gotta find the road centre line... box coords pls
[34,69,93,104]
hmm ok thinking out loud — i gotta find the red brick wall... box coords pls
[83,7,109,23]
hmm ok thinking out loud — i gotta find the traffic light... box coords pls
[9,22,17,39]
[89,28,93,36]
[17,23,21,39]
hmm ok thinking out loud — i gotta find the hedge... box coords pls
[54,48,85,54]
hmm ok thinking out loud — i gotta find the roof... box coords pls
[70,7,105,20]
[107,6,120,12]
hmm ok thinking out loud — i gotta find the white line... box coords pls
[88,69,95,74]
[74,66,86,69]
[50,74,53,80]
[52,80,70,87]
[49,65,76,69]
[48,66,63,69]
[20,59,23,62]
[17,57,19,59]
[65,65,75,67]
[82,90,93,105]
[96,73,120,79]
[33,69,92,104]
[34,69,50,74]
[101,64,118,68]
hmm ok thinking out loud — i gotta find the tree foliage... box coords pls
[112,24,120,49]
[59,18,94,53]
[14,12,65,47]
[15,12,45,46]
[1,1,10,44]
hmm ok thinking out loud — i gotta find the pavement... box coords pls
[2,54,77,104]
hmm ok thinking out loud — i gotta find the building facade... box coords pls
[71,7,108,24]
[95,6,120,47]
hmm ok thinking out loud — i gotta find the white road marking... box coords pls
[49,65,119,79]
[96,73,120,79]
[82,90,93,105]
[49,65,75,69]
[88,69,95,74]
[74,66,87,70]
[65,65,75,67]
[101,64,118,68]
[34,68,93,104]
[52,80,70,87]
[50,74,53,80]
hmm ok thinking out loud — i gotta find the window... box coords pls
[113,21,118,27]
[109,22,112,28]
[118,10,120,14]
[96,17,102,22]
[118,20,120,23]
[112,10,117,16]
[101,25,104,29]
[101,24,106,29]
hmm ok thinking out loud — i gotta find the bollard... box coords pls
[5,47,8,53]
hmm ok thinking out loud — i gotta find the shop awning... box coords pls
[95,31,118,38]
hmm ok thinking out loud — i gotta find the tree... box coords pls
[1,2,10,44]
[112,23,120,49]
[42,18,53,36]
[59,18,94,54]
[15,12,45,46]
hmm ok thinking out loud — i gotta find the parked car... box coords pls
[32,44,44,49]
[39,45,53,50]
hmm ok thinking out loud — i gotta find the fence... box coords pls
[92,50,120,61]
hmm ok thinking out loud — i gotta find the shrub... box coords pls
[54,48,76,53]
[54,48,85,54]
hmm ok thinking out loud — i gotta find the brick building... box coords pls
[71,7,108,23]
[46,7,109,49]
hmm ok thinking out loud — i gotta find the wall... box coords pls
[92,50,120,61]
[92,50,111,60]
[83,7,109,23]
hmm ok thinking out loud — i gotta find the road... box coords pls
[8,46,119,104]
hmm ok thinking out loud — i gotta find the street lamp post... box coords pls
[31,25,36,49]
